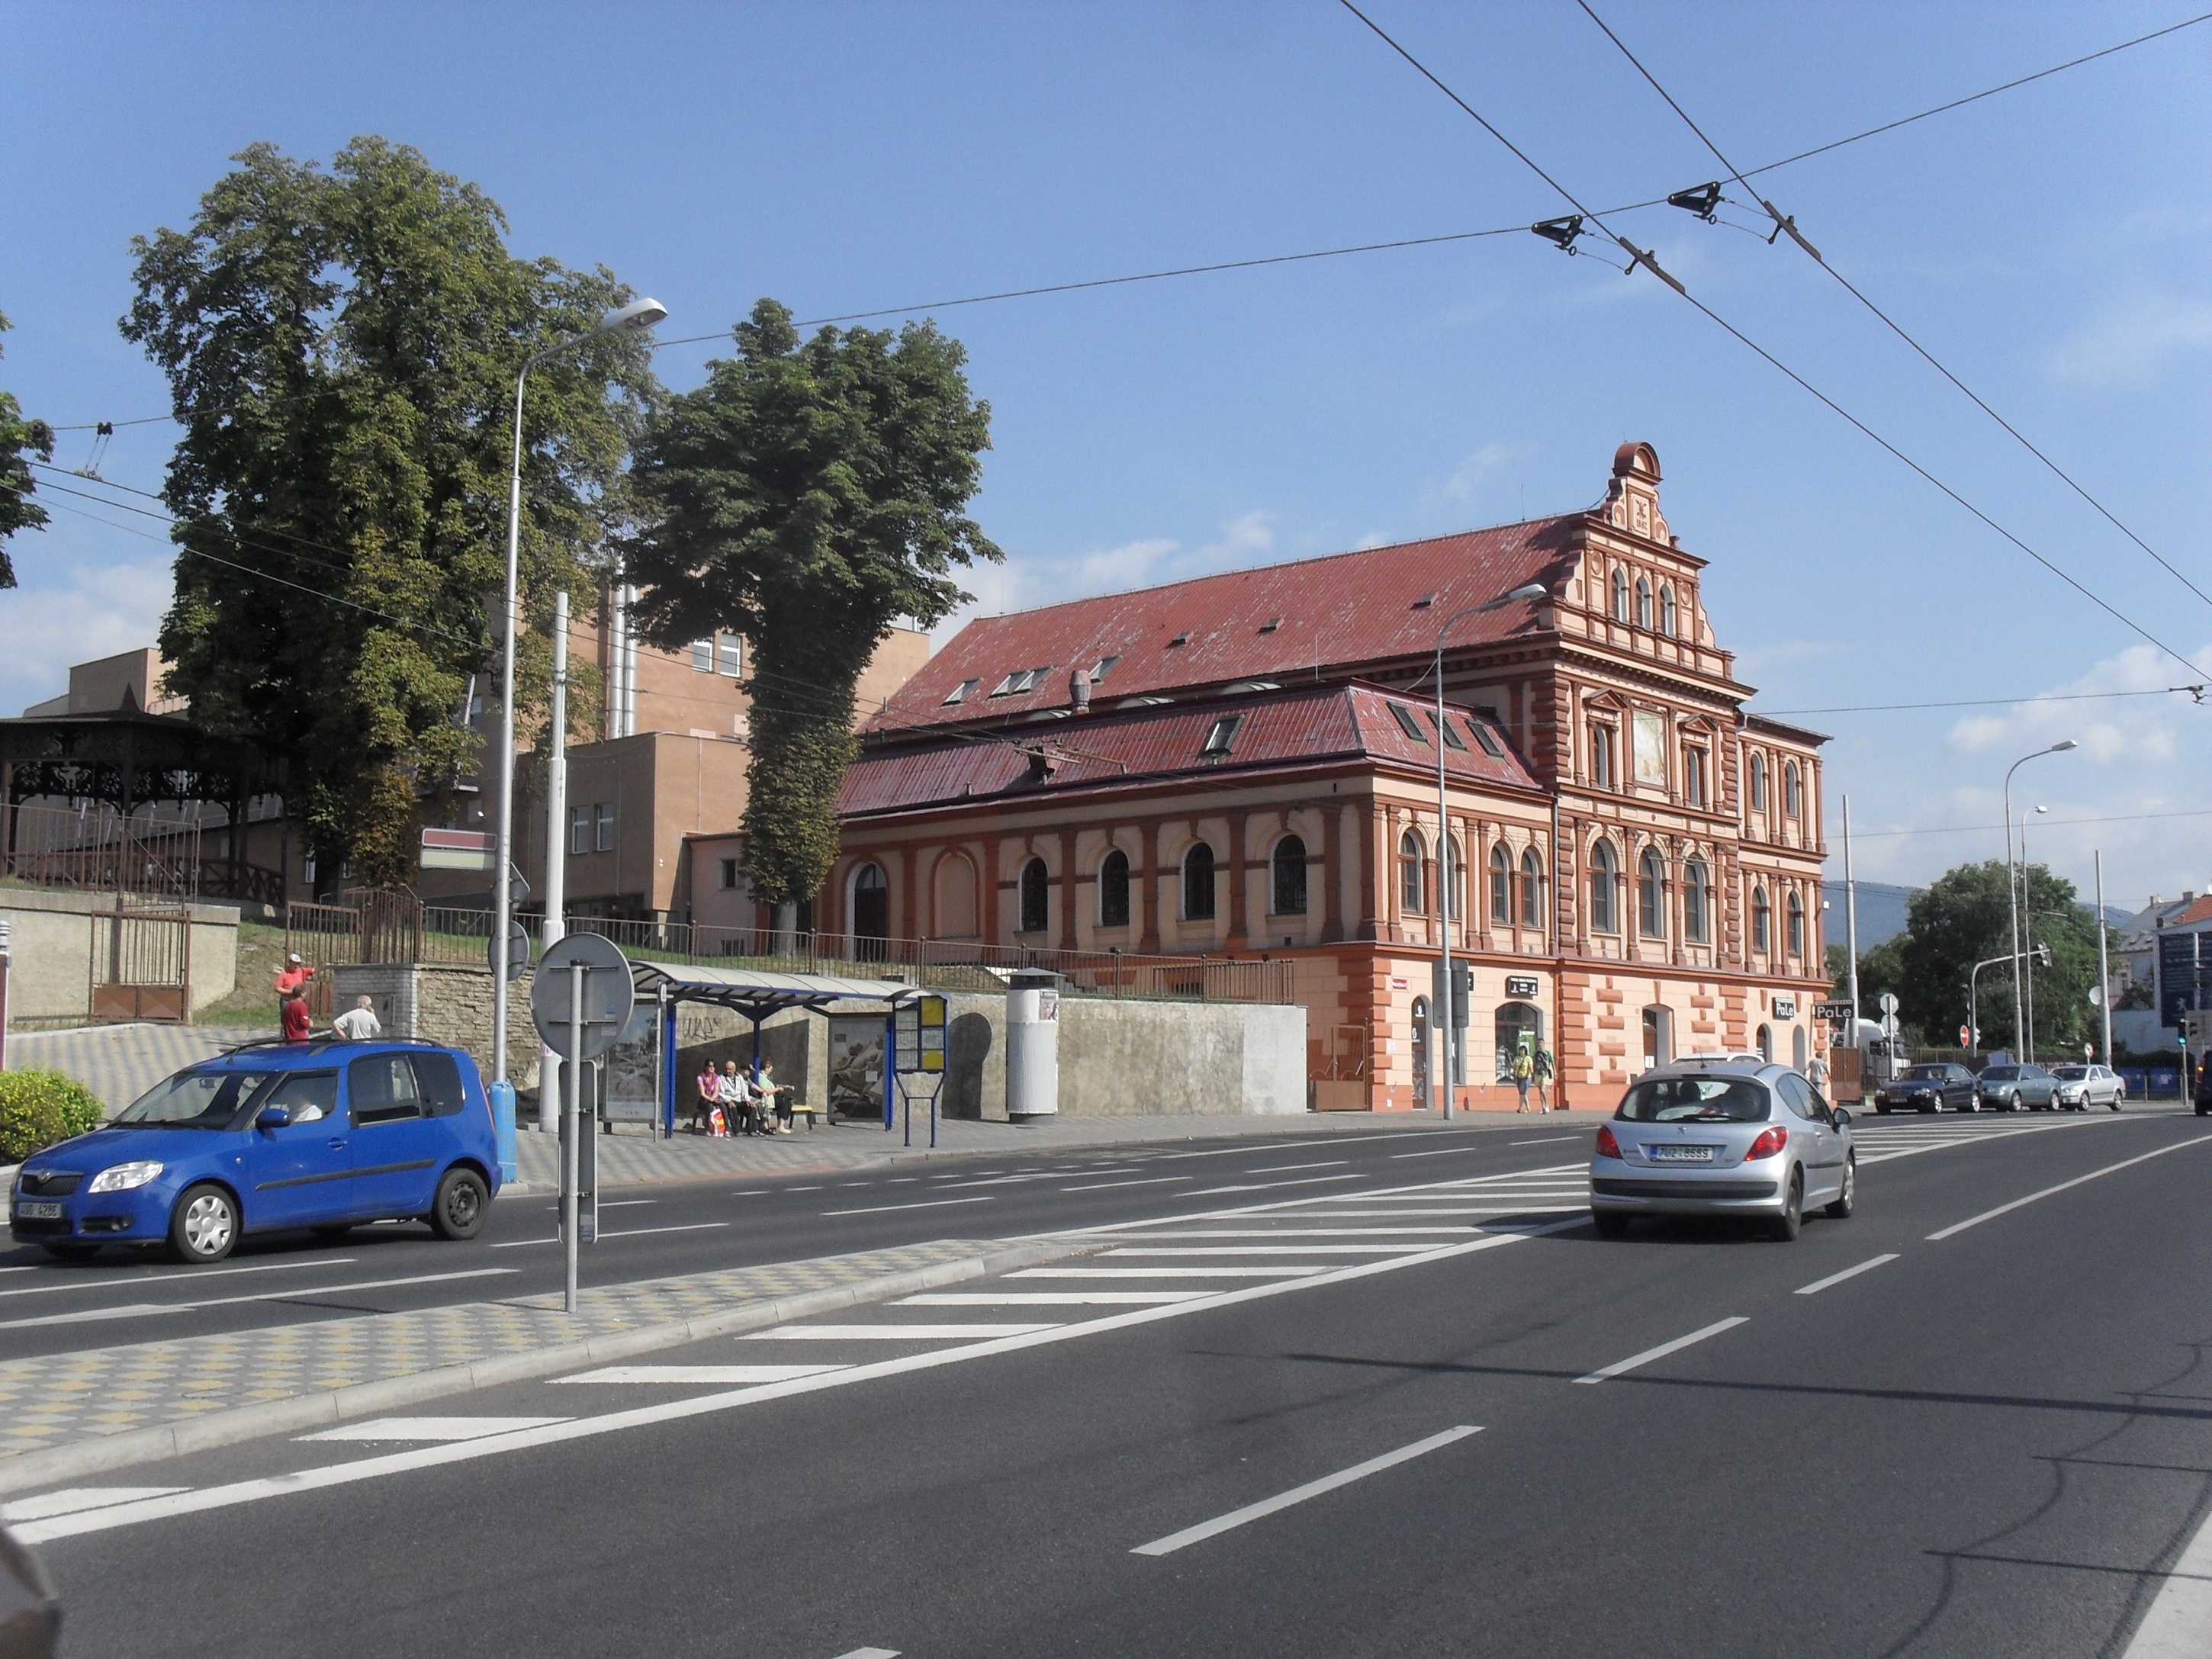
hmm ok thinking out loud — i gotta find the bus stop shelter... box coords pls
[628,961,921,1135]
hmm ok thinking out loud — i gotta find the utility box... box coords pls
[1005,969,1060,1121]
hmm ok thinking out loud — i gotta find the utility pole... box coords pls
[2095,849,2111,1067]
[1842,796,1860,1036]
[539,590,570,1135]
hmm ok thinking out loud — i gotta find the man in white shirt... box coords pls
[716,1060,755,1134]
[333,996,382,1041]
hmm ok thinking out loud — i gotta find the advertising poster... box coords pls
[828,1015,886,1117]
[603,1002,662,1123]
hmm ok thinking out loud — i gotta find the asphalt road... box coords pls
[21,1104,2212,1657]
[0,1116,1571,1361]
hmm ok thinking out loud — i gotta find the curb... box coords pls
[0,1236,1087,1497]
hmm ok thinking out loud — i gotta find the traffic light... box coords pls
[1450,960,1471,1029]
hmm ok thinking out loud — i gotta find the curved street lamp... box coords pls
[2001,741,2074,1059]
[493,297,668,1099]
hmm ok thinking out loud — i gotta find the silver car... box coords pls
[1590,1059,1855,1243]
[2048,1063,2126,1111]
[1976,1064,2058,1111]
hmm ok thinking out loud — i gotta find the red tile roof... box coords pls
[2169,894,2212,928]
[841,680,1540,818]
[871,515,1585,734]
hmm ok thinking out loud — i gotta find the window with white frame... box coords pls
[690,639,714,673]
[570,805,590,857]
[716,633,742,677]
[595,802,616,852]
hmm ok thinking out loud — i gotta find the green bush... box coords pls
[0,1069,108,1162]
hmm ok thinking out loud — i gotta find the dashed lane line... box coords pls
[1572,1317,1749,1385]
[1242,1160,1350,1174]
[821,1195,996,1217]
[0,1256,362,1301]
[1794,1254,1901,1296]
[1061,1176,1191,1193]
[490,1222,729,1249]
[1130,1426,1482,1558]
[1182,1174,1367,1197]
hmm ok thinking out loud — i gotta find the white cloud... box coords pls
[0,555,173,715]
[2047,292,2212,385]
[1076,535,1177,593]
[1439,442,1513,511]
[1944,641,2212,762]
[1196,510,1274,566]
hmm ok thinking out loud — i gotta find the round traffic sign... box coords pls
[488,919,532,982]
[530,931,635,1061]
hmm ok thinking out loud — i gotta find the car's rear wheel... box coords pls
[1590,1210,1630,1239]
[40,1241,99,1262]
[428,1168,487,1241]
[169,1183,238,1263]
[1825,1156,1856,1219]
[1768,1172,1803,1242]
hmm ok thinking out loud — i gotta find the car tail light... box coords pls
[1743,1126,1789,1161]
[1595,1124,1622,1159]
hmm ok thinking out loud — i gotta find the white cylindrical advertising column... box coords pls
[1005,970,1060,1121]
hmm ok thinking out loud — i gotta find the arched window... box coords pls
[1399,830,1426,915]
[1018,857,1050,934]
[1787,890,1805,957]
[1589,840,1619,934]
[1446,839,1465,923]
[1181,842,1216,921]
[1098,848,1130,929]
[1271,834,1308,916]
[1590,722,1617,790]
[1784,759,1802,818]
[1751,884,1771,954]
[1660,583,1677,636]
[1610,567,1630,621]
[1635,575,1653,629]
[1519,847,1544,930]
[1490,843,1513,925]
[1638,846,1667,938]
[1748,751,1768,812]
[1683,857,1709,943]
[851,862,889,960]
[1756,1023,1773,1063]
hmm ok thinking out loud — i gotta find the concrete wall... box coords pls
[331,962,545,1090]
[938,992,1306,1120]
[0,887,239,1021]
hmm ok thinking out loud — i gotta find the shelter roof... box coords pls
[841,680,1538,819]
[629,961,919,1019]
[0,709,285,807]
[869,515,1585,735]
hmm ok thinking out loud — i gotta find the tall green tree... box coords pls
[123,138,657,888]
[0,309,54,588]
[627,299,999,919]
[1894,859,2099,1054]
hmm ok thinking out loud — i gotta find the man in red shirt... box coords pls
[275,952,313,1042]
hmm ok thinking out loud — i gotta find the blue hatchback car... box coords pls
[9,1040,501,1263]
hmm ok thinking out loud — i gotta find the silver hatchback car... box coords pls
[1590,1059,1855,1242]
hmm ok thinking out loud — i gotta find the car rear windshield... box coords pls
[1616,1077,1770,1124]
[115,1069,271,1130]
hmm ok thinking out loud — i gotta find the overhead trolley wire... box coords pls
[1336,0,2206,683]
[1574,0,2212,616]
[45,10,2210,433]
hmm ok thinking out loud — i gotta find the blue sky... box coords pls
[2,2,2207,910]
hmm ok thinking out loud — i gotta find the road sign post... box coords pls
[531,932,633,1314]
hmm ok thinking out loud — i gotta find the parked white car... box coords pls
[2048,1063,2126,1111]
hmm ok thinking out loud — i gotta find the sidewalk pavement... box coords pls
[6,1023,278,1111]
[0,1234,1084,1497]
[506,1106,1522,1192]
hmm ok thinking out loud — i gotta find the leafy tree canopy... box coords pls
[627,298,999,910]
[0,309,55,588]
[1892,859,2100,1054]
[123,137,657,887]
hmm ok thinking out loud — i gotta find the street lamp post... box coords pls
[493,297,667,1098]
[1429,580,1548,1118]
[2001,741,2075,1059]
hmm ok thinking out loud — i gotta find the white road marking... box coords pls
[1,1486,186,1522]
[892,1291,1209,1306]
[1509,1135,1581,1146]
[1095,1229,1484,1240]
[822,1195,996,1217]
[1105,1245,1416,1255]
[1573,1317,1750,1384]
[0,1256,362,1300]
[1243,1160,1349,1174]
[1390,1146,1481,1159]
[298,1416,567,1442]
[1156,1130,1467,1161]
[1130,1426,1482,1557]
[12,1223,1576,1544]
[739,1323,1063,1340]
[1061,1176,1191,1192]
[831,1648,901,1658]
[1011,1266,1326,1278]
[1795,1254,1901,1296]
[0,1268,516,1329]
[2122,1474,2212,1657]
[554,1365,848,1385]
[1184,1174,1365,1196]
[544,1198,656,1210]
[1927,1136,2212,1240]
[492,1221,729,1248]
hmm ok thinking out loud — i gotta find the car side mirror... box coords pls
[1832,1107,1851,1128]
[256,1106,292,1130]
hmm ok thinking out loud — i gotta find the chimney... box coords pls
[1069,667,1092,714]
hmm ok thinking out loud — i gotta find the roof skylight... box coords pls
[942,677,982,706]
[1387,703,1428,743]
[1201,714,1243,757]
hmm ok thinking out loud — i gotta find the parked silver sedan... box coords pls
[1976,1064,2059,1111]
[1590,1059,1855,1243]
[2048,1063,2126,1111]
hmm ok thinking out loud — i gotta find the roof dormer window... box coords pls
[942,677,982,706]
[1468,719,1506,758]
[1259,616,1282,633]
[1387,703,1428,744]
[1423,709,1468,751]
[1091,654,1121,682]
[1411,593,1436,610]
[1201,714,1243,756]
[1168,632,1190,648]
[989,665,1053,697]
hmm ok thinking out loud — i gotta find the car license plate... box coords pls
[1649,1146,1715,1164]
[15,1201,63,1220]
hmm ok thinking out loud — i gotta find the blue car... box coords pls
[9,1040,501,1263]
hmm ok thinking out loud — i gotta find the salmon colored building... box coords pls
[818,443,1831,1111]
